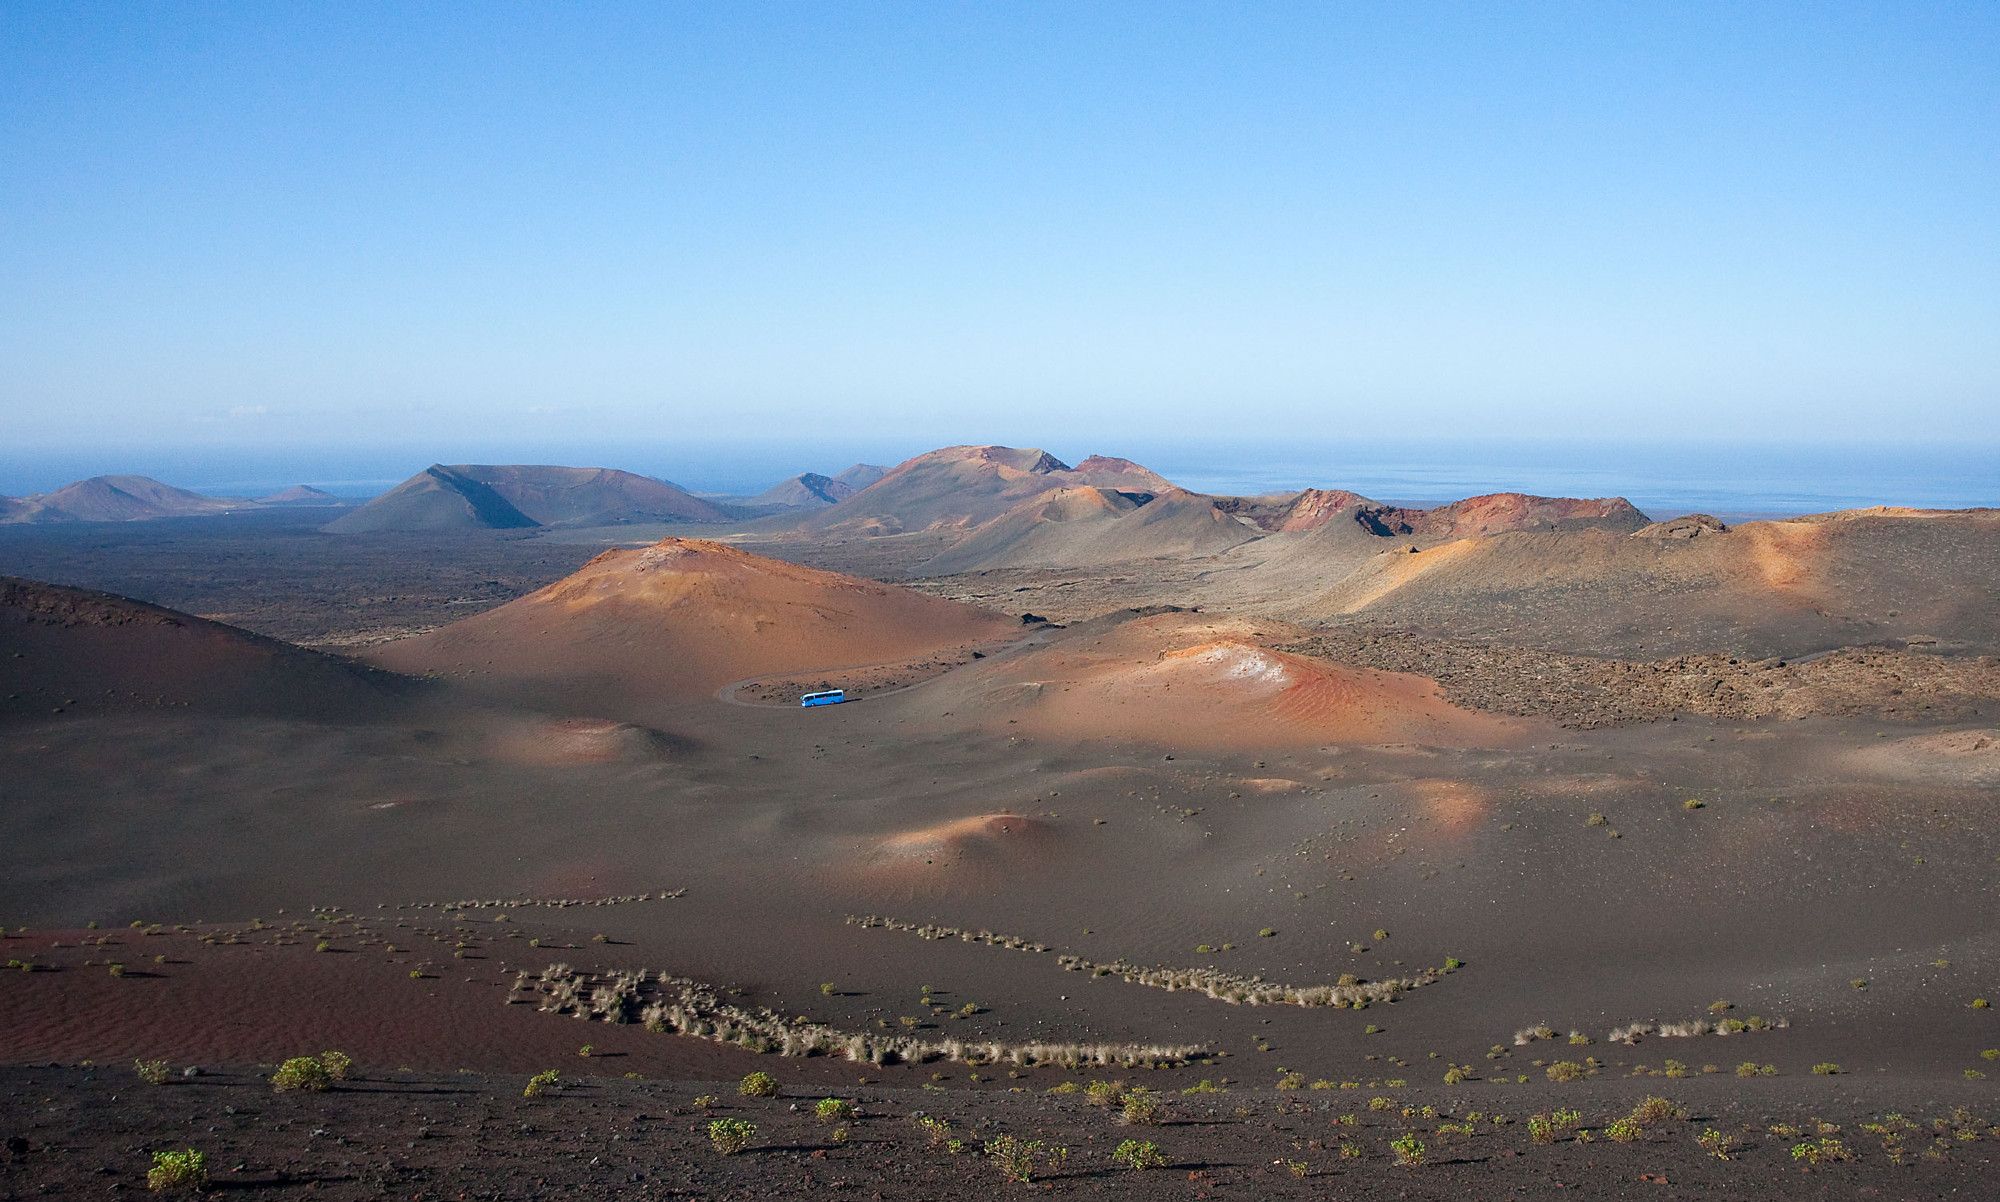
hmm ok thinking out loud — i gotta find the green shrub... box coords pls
[1390,1132,1425,1167]
[738,1070,779,1098]
[146,1148,206,1193]
[1605,1117,1644,1142]
[319,1050,352,1081]
[913,1114,955,1149]
[270,1056,332,1093]
[1113,1138,1164,1170]
[1545,1060,1587,1082]
[1630,1095,1684,1125]
[1812,1062,1841,1076]
[523,1069,559,1098]
[1697,1128,1736,1160]
[708,1118,756,1155]
[1528,1107,1581,1144]
[815,1097,858,1122]
[1083,1079,1124,1107]
[1119,1087,1163,1125]
[984,1134,1066,1183]
[1790,1137,1849,1165]
[133,1058,172,1086]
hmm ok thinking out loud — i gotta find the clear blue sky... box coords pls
[2,1,1996,479]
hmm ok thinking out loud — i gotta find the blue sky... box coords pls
[2,1,1996,478]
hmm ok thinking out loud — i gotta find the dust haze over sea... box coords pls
[2,438,1992,523]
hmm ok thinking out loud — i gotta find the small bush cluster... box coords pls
[523,1069,559,1098]
[1630,1095,1684,1125]
[983,1134,1067,1183]
[146,1148,206,1193]
[1528,1108,1582,1144]
[1790,1137,1850,1165]
[708,1118,756,1155]
[1118,1088,1164,1125]
[270,1056,333,1093]
[738,1071,779,1098]
[1112,1138,1164,1170]
[133,1058,172,1086]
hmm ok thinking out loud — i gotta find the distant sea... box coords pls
[2,439,1993,524]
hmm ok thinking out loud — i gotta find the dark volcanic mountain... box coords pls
[750,472,856,509]
[325,465,728,533]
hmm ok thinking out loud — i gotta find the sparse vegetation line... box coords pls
[394,889,684,912]
[846,914,1460,1008]
[515,963,1205,1068]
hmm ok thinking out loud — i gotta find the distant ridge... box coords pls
[833,464,888,490]
[751,472,855,509]
[0,475,246,524]
[256,485,347,507]
[325,464,728,533]
[799,445,1181,537]
[924,486,1262,573]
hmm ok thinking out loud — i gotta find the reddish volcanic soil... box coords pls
[369,537,1022,715]
[5,473,2000,1199]
[908,611,1541,750]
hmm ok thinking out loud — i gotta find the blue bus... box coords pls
[800,689,847,708]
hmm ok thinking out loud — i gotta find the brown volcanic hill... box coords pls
[1068,455,1174,492]
[750,472,855,509]
[326,465,727,533]
[1361,492,1649,538]
[1,476,246,524]
[369,538,1021,705]
[1268,488,1381,532]
[923,486,1262,575]
[0,496,26,522]
[0,576,402,721]
[908,610,1538,750]
[798,445,1181,536]
[1238,507,2000,658]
